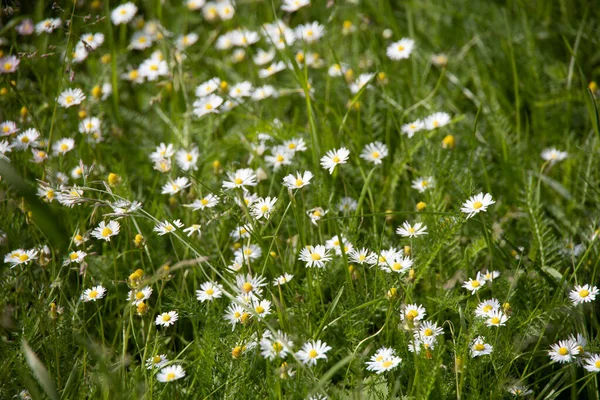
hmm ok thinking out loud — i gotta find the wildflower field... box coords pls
[1,0,600,398]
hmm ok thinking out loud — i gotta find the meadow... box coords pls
[1,0,600,399]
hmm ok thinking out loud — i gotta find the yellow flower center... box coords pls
[332,155,340,163]
[595,360,600,368]
[19,254,29,262]
[471,280,480,288]
[306,30,313,37]
[201,198,209,205]
[205,288,214,295]
[473,343,485,351]
[288,143,296,149]
[89,290,98,299]
[397,45,405,51]
[423,328,433,336]
[308,349,318,358]
[135,291,145,300]
[205,103,213,110]
[382,360,393,368]
[60,143,69,151]
[166,372,175,381]
[186,153,193,162]
[579,289,589,298]
[490,317,500,325]
[276,154,284,162]
[234,177,243,185]
[75,234,83,242]
[392,263,402,271]
[162,314,171,322]
[272,342,283,352]
[4,62,12,71]
[295,179,304,187]
[371,151,380,159]
[421,181,428,187]
[406,309,419,320]
[482,305,493,312]
[242,282,253,293]
[473,201,483,209]
[408,227,415,233]
[233,311,241,319]
[153,355,162,363]
[261,205,269,213]
[313,210,321,217]
[21,136,30,143]
[65,95,74,104]
[558,347,568,356]
[311,253,321,261]
[150,64,158,71]
[255,305,265,314]
[69,252,79,260]
[129,70,139,79]
[101,227,113,237]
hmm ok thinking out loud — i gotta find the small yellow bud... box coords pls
[100,54,111,64]
[270,251,277,258]
[503,302,512,315]
[107,172,120,186]
[90,0,102,9]
[408,269,415,281]
[404,246,411,256]
[20,106,28,118]
[91,85,102,99]
[589,81,598,93]
[416,201,426,211]
[344,69,354,81]
[0,87,9,96]
[220,81,228,90]
[137,301,148,315]
[134,269,145,278]
[442,135,455,149]
[78,110,87,119]
[343,20,353,29]
[386,287,398,300]
[134,234,144,247]
[233,242,242,250]
[232,346,243,359]
[212,160,221,170]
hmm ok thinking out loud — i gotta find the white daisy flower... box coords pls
[63,250,87,266]
[57,88,86,108]
[175,147,200,171]
[183,224,202,237]
[252,299,272,319]
[150,143,175,161]
[348,248,371,265]
[155,311,178,327]
[541,148,568,164]
[153,220,184,236]
[485,310,509,328]
[569,284,599,305]
[81,285,107,302]
[196,281,223,302]
[195,78,221,97]
[13,128,40,150]
[251,196,278,220]
[161,177,191,195]
[296,340,331,366]
[139,58,169,81]
[259,61,286,78]
[471,336,493,357]
[401,119,425,138]
[128,286,153,305]
[283,137,307,152]
[320,147,350,174]
[145,354,168,369]
[424,112,451,130]
[386,38,415,60]
[265,146,294,170]
[260,330,294,360]
[474,298,501,318]
[461,193,495,218]
[396,221,428,238]
[282,170,313,189]
[294,21,325,43]
[111,2,137,25]
[325,235,353,256]
[4,248,39,267]
[411,177,434,193]
[549,339,579,363]
[463,272,485,294]
[193,94,224,117]
[583,354,600,372]
[360,141,388,165]
[52,138,75,155]
[366,347,402,374]
[253,48,276,65]
[91,220,120,241]
[281,0,310,12]
[223,168,258,189]
[156,365,185,382]
[400,303,426,322]
[381,254,413,274]
[273,273,294,286]
[299,245,332,268]
[481,269,501,282]
[307,207,328,225]
[185,194,220,211]
[229,82,253,98]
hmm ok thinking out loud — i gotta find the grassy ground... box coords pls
[1,0,600,398]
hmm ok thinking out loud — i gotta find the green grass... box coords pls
[1,0,600,399]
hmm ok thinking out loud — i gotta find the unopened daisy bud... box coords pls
[589,81,598,93]
[346,100,361,111]
[256,168,268,181]
[49,302,58,319]
[408,269,415,281]
[425,349,433,359]
[91,85,102,99]
[165,82,173,93]
[382,28,393,39]
[220,80,228,90]
[403,246,411,256]
[385,209,394,223]
[503,302,512,315]
[416,201,427,211]
[0,87,8,96]
[161,265,172,281]
[295,51,305,63]
[233,242,242,250]
[343,20,353,30]
[136,301,148,315]
[90,0,102,9]
[270,251,277,258]
[348,265,354,274]
[168,196,178,207]
[442,135,455,149]
[212,160,221,173]
[386,287,398,300]
[344,68,354,81]
[240,312,251,325]
[100,54,111,64]
[0,50,3,58]
[279,362,293,379]
[135,18,145,30]
[454,357,464,373]
[134,234,144,247]
[78,110,87,119]
[20,106,28,118]
[107,172,120,186]
[232,346,243,359]
[134,269,145,279]
[377,72,388,85]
